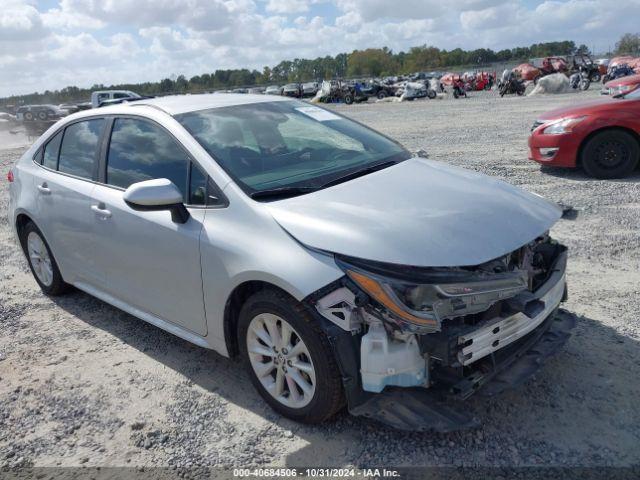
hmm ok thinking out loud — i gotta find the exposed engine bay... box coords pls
[313,234,570,409]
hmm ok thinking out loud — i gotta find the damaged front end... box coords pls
[310,234,575,432]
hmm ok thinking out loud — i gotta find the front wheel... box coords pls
[427,89,436,99]
[238,290,345,424]
[343,94,353,105]
[581,130,639,179]
[377,91,387,99]
[590,72,601,83]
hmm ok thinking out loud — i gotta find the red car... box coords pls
[602,73,640,96]
[528,88,640,178]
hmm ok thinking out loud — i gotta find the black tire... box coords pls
[37,111,48,121]
[377,91,387,99]
[343,94,353,105]
[581,130,640,179]
[20,221,70,296]
[590,72,601,83]
[453,89,459,99]
[238,289,345,424]
[579,78,591,91]
[533,75,541,85]
[24,111,34,121]
[427,89,436,99]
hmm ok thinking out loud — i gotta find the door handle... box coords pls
[91,203,112,219]
[37,183,51,195]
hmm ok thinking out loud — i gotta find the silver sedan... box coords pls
[7,94,573,430]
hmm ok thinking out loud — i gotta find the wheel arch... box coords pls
[14,212,36,252]
[223,280,302,357]
[577,125,640,167]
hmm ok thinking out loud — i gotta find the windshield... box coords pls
[176,101,410,198]
[621,87,640,99]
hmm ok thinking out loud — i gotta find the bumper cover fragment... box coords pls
[348,309,577,432]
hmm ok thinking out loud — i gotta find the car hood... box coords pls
[538,98,617,120]
[604,73,640,88]
[266,158,562,267]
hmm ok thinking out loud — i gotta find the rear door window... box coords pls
[58,119,105,179]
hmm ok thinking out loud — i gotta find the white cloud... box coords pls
[266,0,311,14]
[1,0,640,97]
[0,1,48,41]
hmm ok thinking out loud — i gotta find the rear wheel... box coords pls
[427,89,436,99]
[377,91,387,99]
[343,94,353,105]
[581,130,639,179]
[238,289,344,424]
[37,110,48,121]
[24,111,34,121]
[590,72,601,83]
[20,222,70,295]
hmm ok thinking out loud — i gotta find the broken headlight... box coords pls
[345,268,528,331]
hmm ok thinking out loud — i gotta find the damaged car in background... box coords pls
[7,94,574,431]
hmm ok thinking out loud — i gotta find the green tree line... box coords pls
[2,35,635,107]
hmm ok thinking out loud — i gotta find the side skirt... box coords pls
[73,281,213,350]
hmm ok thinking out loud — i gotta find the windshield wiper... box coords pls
[250,160,399,200]
[319,160,398,189]
[250,186,319,200]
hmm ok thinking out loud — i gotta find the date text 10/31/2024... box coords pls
[233,468,401,478]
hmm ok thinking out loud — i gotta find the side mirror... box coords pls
[123,178,190,224]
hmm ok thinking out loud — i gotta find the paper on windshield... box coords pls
[295,106,341,122]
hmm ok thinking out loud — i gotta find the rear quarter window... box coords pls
[42,130,63,169]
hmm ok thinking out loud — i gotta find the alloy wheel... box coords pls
[246,313,316,408]
[27,231,53,287]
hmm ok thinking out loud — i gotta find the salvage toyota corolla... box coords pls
[7,94,574,431]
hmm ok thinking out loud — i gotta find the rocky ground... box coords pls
[1,88,639,470]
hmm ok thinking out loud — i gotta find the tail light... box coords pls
[7,170,14,182]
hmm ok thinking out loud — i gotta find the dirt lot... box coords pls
[1,89,639,469]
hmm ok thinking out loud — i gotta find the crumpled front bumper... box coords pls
[348,309,576,432]
[320,246,575,432]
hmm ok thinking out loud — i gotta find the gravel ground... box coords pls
[1,88,639,469]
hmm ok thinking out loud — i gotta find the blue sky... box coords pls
[1,0,639,96]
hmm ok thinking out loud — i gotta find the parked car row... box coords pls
[262,82,320,98]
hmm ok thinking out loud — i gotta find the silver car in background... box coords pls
[7,94,574,430]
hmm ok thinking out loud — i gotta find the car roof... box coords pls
[125,93,293,115]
